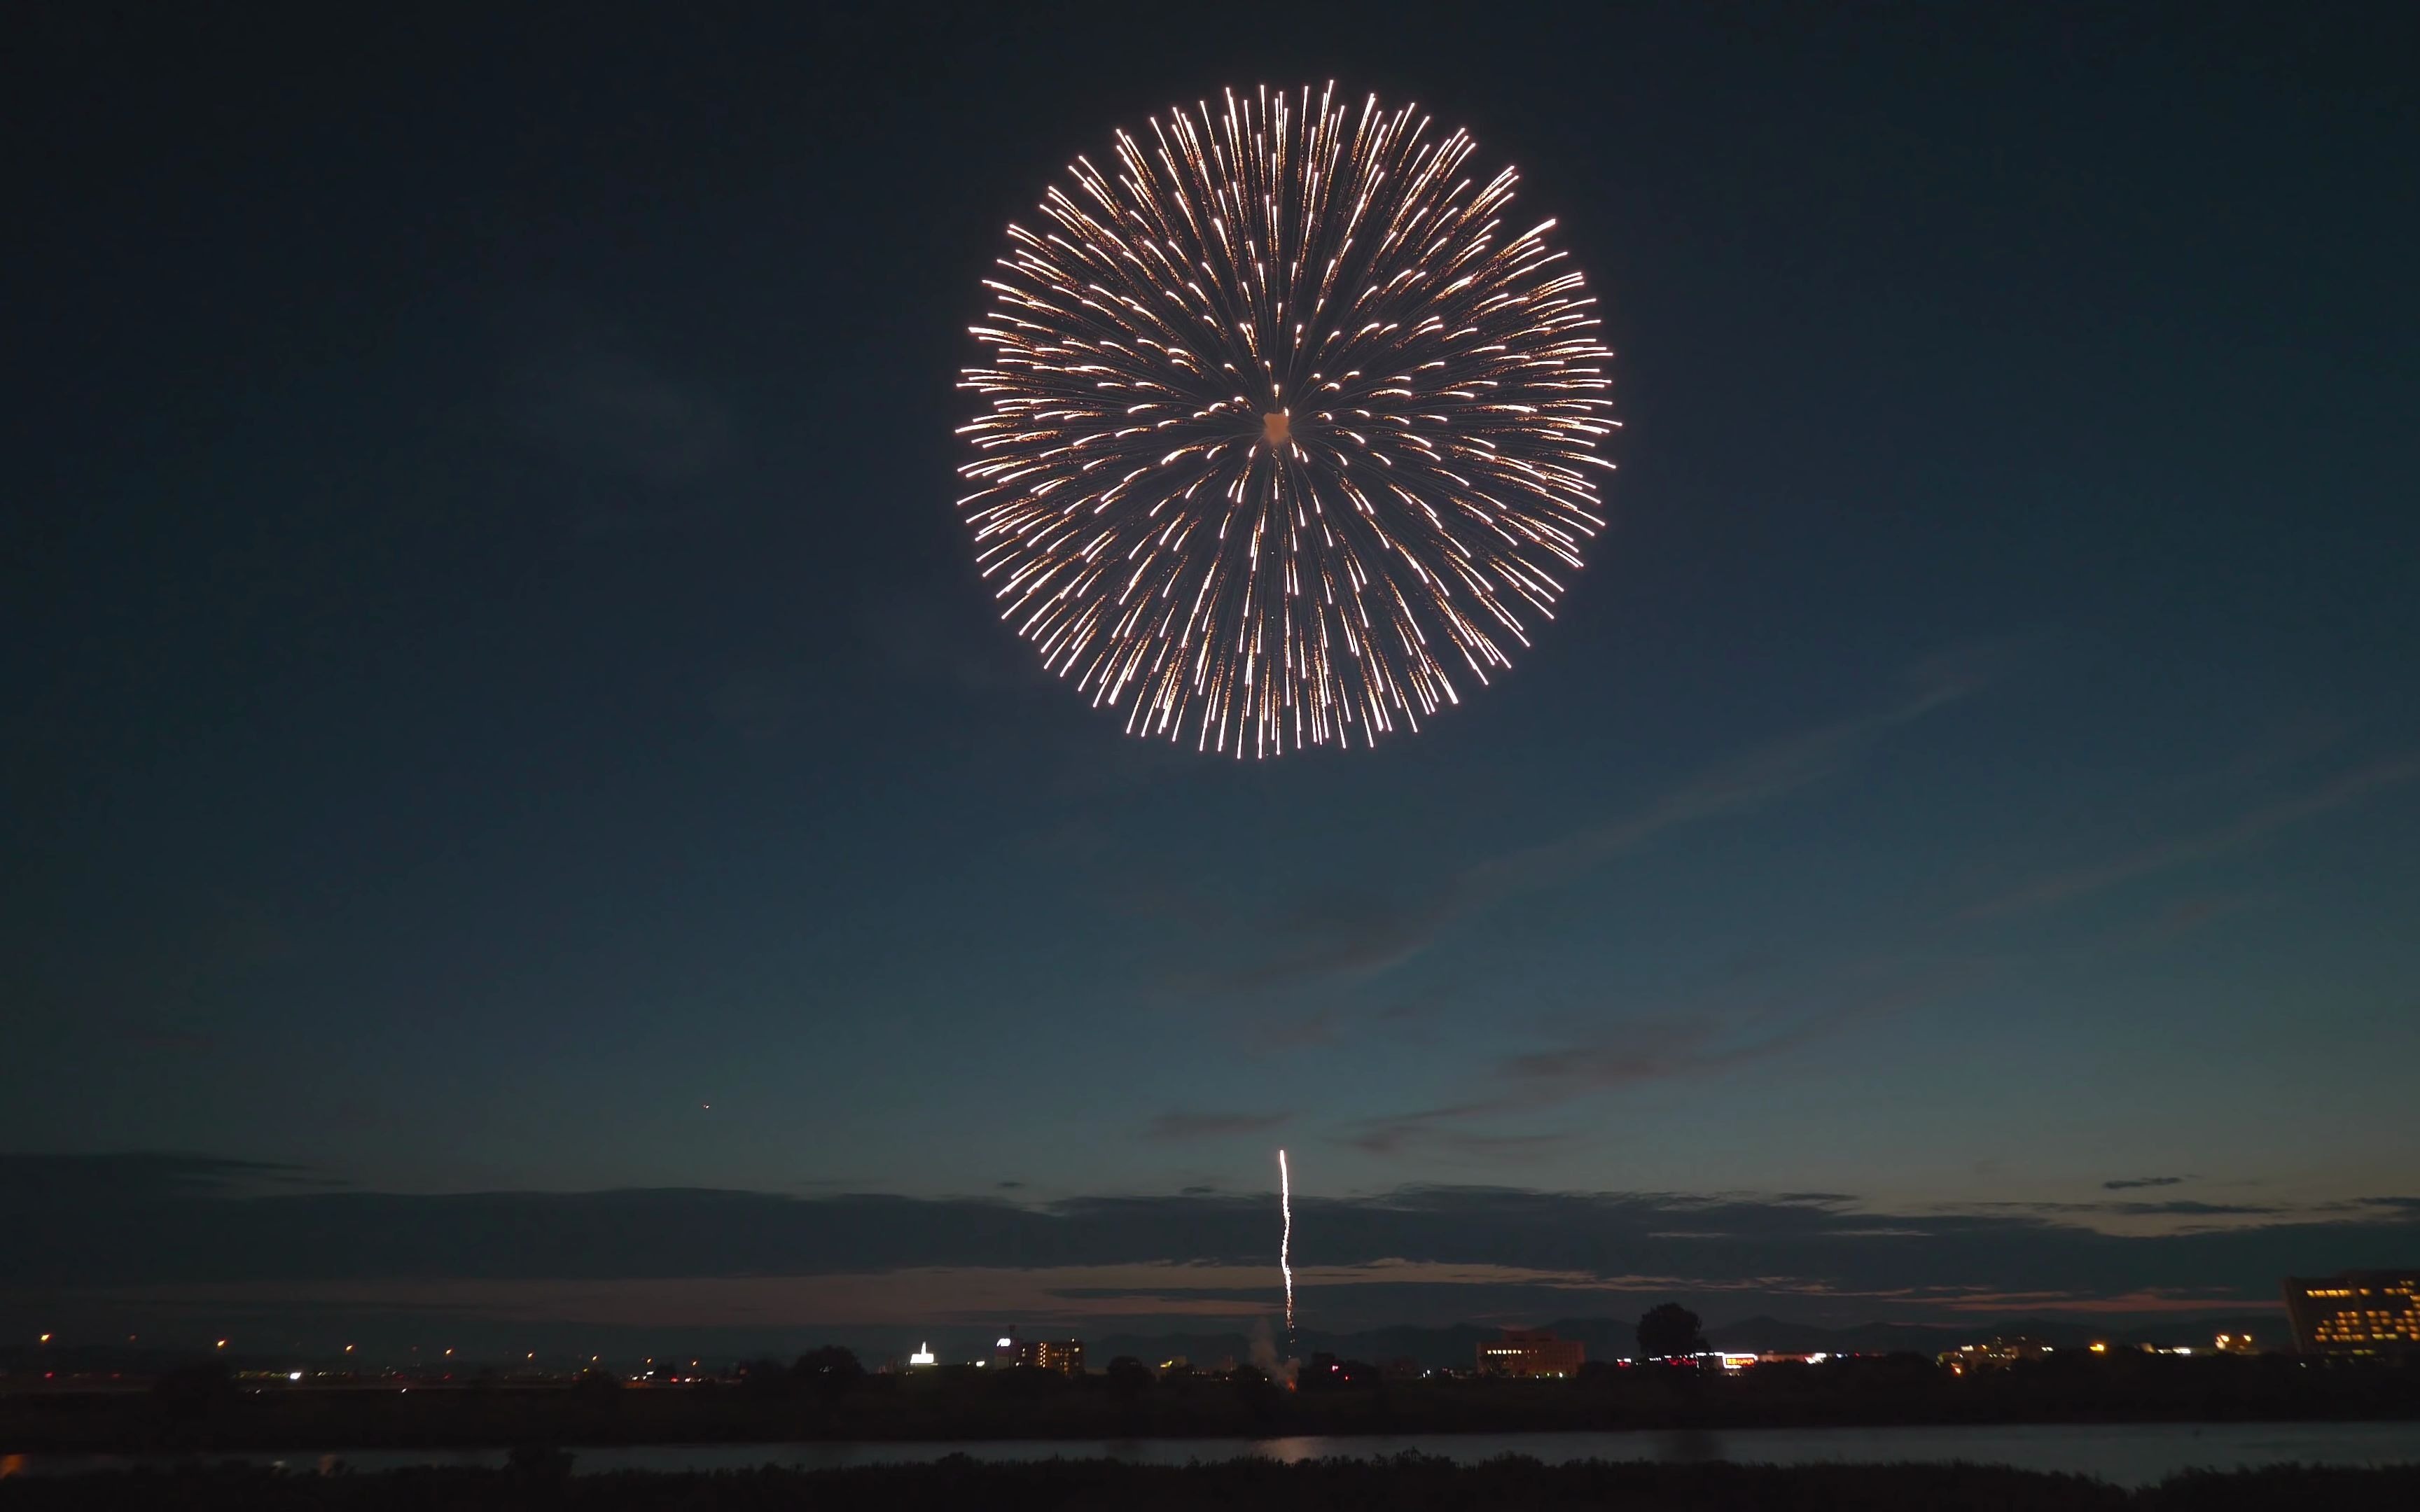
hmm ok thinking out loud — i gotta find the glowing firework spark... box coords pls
[1277,1147,1295,1340]
[959,84,1617,757]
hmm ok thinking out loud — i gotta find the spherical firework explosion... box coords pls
[958,85,1616,757]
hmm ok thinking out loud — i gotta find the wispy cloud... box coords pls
[2124,894,2258,948]
[13,1157,2419,1333]
[497,300,737,536]
[1192,650,2002,998]
[0,1152,323,1200]
[1143,1110,1292,1142]
[119,1024,219,1054]
[2103,1175,2190,1191]
[1967,755,2420,920]
[1337,1109,1544,1160]
[1977,1198,2279,1217]
[506,334,732,488]
[1494,995,1897,1101]
[1337,972,1950,1161]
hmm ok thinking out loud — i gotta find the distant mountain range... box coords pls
[1090,1312,2284,1370]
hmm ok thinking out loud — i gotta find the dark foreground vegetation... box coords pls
[5,1455,2420,1511]
[8,1351,2419,1455]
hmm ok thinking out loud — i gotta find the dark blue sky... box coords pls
[6,2,2416,1346]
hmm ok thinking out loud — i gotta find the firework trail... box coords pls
[1278,1147,1295,1341]
[959,84,1617,757]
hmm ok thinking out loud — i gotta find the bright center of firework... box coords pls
[958,83,1617,758]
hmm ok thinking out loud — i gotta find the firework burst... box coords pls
[959,84,1616,757]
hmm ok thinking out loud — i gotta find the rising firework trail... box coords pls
[959,84,1618,757]
[1277,1147,1295,1342]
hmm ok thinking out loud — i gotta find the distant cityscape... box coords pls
[8,1270,2412,1388]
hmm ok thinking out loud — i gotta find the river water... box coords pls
[12,1420,2420,1488]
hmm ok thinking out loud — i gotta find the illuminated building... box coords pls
[2213,1331,2258,1356]
[1305,1351,1379,1387]
[907,1343,936,1368]
[1475,1327,1584,1378]
[1940,1336,2052,1375]
[988,1328,1083,1374]
[1014,1338,1085,1375]
[2283,1272,2420,1358]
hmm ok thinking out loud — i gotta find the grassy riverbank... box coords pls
[8,1353,2418,1455]
[4,1454,2420,1509]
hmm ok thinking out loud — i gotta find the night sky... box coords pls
[7,2,2417,1357]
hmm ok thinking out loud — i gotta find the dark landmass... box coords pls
[5,1353,2418,1455]
[1,1313,2283,1381]
[1088,1312,2286,1371]
[4,1455,2420,1511]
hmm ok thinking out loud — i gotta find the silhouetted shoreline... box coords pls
[4,1454,2420,1510]
[8,1353,2419,1456]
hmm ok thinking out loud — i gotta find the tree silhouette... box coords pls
[1106,1355,1154,1396]
[1636,1303,1708,1359]
[735,1357,792,1396]
[789,1343,864,1403]
[792,1345,865,1383]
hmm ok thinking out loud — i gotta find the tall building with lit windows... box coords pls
[1475,1327,1585,1377]
[1014,1337,1085,1375]
[2282,1272,2420,1358]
